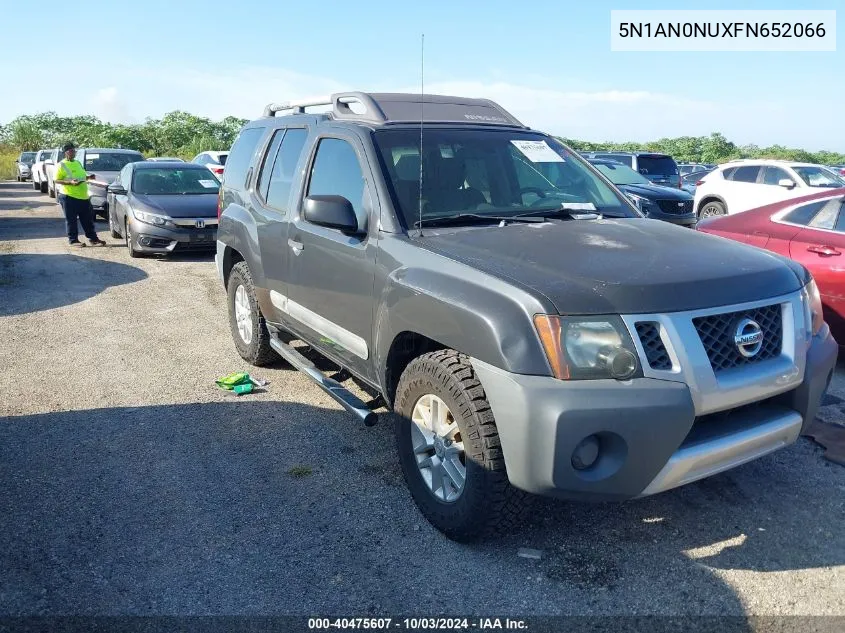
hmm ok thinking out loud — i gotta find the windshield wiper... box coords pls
[413,213,546,228]
[510,203,608,221]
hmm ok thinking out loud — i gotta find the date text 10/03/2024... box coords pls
[307,618,528,630]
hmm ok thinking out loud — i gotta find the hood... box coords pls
[131,193,218,218]
[617,183,691,200]
[415,218,805,314]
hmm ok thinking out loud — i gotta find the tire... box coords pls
[16,175,21,182]
[699,200,726,218]
[108,211,121,239]
[393,350,528,541]
[125,218,143,258]
[227,261,275,366]
[32,179,40,191]
[40,180,48,194]
[48,182,55,198]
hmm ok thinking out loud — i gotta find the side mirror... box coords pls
[303,195,360,234]
[108,183,127,195]
[778,178,796,189]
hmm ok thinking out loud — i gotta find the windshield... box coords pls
[20,152,36,162]
[83,152,143,172]
[637,155,679,176]
[132,168,220,195]
[592,162,651,186]
[793,166,845,188]
[373,128,635,228]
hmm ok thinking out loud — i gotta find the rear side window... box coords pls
[636,155,678,176]
[762,166,790,185]
[731,166,761,183]
[307,138,366,225]
[783,200,829,225]
[265,129,308,213]
[223,127,264,189]
[596,153,634,168]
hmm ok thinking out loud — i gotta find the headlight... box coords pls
[534,315,641,380]
[625,193,648,211]
[801,279,824,338]
[132,207,172,227]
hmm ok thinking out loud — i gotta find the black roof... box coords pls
[262,92,526,128]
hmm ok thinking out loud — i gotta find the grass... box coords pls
[0,148,18,181]
[287,465,313,478]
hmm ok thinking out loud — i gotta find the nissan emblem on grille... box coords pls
[734,318,764,358]
[195,220,205,229]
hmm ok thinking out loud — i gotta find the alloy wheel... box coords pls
[410,394,466,502]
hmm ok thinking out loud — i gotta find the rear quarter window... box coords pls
[222,127,265,190]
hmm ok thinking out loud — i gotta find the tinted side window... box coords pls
[223,128,265,190]
[266,129,308,213]
[809,199,843,230]
[731,166,761,183]
[257,130,285,200]
[783,200,828,225]
[307,138,366,226]
[762,166,790,185]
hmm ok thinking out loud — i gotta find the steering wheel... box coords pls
[519,187,548,198]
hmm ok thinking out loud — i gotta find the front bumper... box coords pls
[472,326,837,502]
[130,218,218,253]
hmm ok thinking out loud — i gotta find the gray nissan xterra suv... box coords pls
[216,92,837,541]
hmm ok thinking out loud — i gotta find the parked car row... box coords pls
[24,146,226,257]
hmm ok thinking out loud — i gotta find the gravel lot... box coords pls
[1,181,844,618]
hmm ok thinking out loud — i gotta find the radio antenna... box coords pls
[418,33,424,237]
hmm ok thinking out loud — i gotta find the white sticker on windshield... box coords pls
[439,145,454,158]
[198,179,218,188]
[510,140,564,163]
[86,153,100,160]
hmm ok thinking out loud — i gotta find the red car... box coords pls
[697,187,845,343]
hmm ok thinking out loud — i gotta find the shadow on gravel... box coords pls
[0,254,147,316]
[1,401,842,617]
[0,216,67,240]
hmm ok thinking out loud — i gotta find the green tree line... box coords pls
[0,111,248,159]
[1,112,843,166]
[559,132,845,166]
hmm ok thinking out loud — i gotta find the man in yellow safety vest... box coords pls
[54,142,106,248]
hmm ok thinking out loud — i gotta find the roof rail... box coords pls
[263,97,331,117]
[262,91,525,127]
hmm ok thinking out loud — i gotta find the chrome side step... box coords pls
[269,337,378,426]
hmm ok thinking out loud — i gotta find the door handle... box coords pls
[288,238,304,255]
[807,245,841,257]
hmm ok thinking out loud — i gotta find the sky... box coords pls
[1,0,842,150]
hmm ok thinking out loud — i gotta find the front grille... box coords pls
[635,322,672,370]
[693,304,782,372]
[656,199,694,215]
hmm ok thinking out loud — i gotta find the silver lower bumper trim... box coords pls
[638,410,802,497]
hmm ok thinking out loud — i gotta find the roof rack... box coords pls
[262,91,526,127]
[263,97,332,117]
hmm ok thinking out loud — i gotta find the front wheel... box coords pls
[32,179,40,191]
[125,218,143,258]
[40,180,48,194]
[226,261,275,366]
[699,200,727,218]
[393,350,528,541]
[109,211,121,239]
